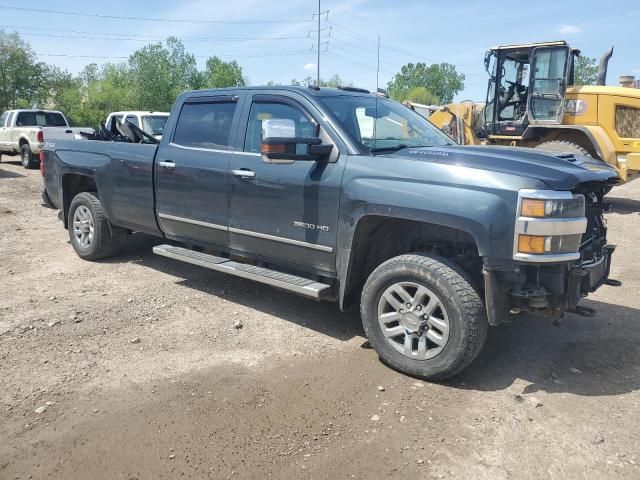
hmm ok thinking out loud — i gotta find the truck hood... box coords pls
[386,145,619,190]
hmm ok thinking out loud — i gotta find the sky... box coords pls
[1,0,639,102]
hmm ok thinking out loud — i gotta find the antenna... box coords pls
[317,0,321,85]
[373,35,380,153]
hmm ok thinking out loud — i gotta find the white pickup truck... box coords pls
[0,109,93,168]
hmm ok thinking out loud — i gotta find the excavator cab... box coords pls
[483,41,576,138]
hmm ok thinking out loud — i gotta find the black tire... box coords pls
[534,140,593,158]
[68,192,122,260]
[360,253,488,381]
[21,143,37,169]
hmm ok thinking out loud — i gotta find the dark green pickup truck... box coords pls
[42,86,620,379]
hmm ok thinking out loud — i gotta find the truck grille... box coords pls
[615,106,640,138]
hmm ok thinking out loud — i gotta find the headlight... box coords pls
[520,195,585,218]
[514,190,587,262]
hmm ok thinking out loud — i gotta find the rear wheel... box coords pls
[360,253,488,381]
[535,140,593,158]
[21,143,37,169]
[68,192,122,260]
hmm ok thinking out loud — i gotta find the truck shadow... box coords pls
[607,196,640,215]
[0,168,25,179]
[102,234,364,342]
[450,299,640,397]
[108,235,638,397]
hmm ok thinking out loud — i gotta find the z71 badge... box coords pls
[293,221,329,232]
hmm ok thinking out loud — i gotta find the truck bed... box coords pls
[43,139,160,234]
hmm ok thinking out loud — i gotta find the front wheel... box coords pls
[360,253,488,381]
[21,144,37,169]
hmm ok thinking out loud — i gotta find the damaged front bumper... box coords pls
[484,244,619,325]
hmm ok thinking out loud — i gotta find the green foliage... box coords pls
[0,33,249,127]
[202,56,245,88]
[573,56,599,86]
[289,74,350,88]
[404,86,439,105]
[128,37,200,112]
[0,30,48,111]
[387,62,465,104]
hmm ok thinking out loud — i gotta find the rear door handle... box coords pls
[231,169,256,179]
[158,160,175,169]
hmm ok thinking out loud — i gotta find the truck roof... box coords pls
[184,85,376,99]
[5,109,64,114]
[108,111,170,116]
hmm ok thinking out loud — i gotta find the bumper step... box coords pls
[153,244,332,299]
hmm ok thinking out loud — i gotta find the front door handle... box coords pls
[231,169,256,179]
[158,160,175,169]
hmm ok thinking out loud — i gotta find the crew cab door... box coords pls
[527,46,571,124]
[155,94,242,248]
[227,93,344,274]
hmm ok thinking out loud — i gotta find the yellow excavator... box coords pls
[409,41,640,182]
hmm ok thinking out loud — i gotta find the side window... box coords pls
[6,112,14,127]
[0,112,7,127]
[125,115,139,127]
[244,101,316,153]
[173,101,237,150]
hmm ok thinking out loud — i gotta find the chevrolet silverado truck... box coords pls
[41,86,620,380]
[0,109,93,169]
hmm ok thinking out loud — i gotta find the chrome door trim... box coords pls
[229,226,333,253]
[168,142,261,157]
[157,213,333,253]
[158,213,227,231]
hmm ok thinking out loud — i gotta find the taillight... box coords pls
[37,130,44,142]
[40,150,45,176]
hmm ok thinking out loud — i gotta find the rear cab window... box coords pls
[173,99,238,150]
[15,111,67,127]
[0,112,8,127]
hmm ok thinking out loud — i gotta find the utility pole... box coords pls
[311,1,329,86]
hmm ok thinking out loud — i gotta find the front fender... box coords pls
[334,164,529,308]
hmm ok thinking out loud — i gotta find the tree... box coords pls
[128,37,199,111]
[387,62,465,104]
[0,30,46,111]
[573,55,599,86]
[404,86,439,105]
[202,56,245,88]
[289,74,350,87]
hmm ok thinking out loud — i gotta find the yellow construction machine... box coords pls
[409,41,640,182]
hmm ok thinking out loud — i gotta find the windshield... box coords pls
[15,111,67,127]
[142,115,168,136]
[320,96,452,152]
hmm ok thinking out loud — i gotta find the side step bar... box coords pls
[153,244,332,300]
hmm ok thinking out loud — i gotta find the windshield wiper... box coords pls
[370,144,409,154]
[370,144,440,154]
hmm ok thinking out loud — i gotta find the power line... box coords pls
[35,49,314,60]
[0,25,309,42]
[0,5,313,24]
[8,31,310,43]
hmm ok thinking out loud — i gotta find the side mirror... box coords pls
[261,136,333,164]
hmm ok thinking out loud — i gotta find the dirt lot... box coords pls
[1,156,639,480]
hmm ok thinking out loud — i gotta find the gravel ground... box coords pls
[1,156,639,479]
